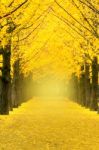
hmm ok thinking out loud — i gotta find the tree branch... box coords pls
[8,0,15,7]
[54,0,94,35]
[78,0,99,14]
[72,0,98,37]
[50,7,86,40]
[0,0,28,19]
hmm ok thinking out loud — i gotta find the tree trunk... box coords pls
[79,65,86,106]
[0,44,11,114]
[85,63,91,107]
[90,57,98,111]
[13,59,21,107]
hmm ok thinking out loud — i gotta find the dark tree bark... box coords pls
[90,57,98,111]
[0,44,11,114]
[79,65,86,106]
[85,63,91,107]
[13,59,22,107]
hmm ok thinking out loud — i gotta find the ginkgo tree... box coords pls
[53,0,99,110]
[0,0,99,114]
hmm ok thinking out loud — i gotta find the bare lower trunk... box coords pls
[0,44,11,114]
[79,66,86,106]
[13,59,21,107]
[85,63,91,107]
[90,57,98,111]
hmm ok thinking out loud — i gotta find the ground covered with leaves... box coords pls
[0,98,99,150]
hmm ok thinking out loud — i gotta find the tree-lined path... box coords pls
[0,98,99,150]
[0,0,99,114]
[0,0,99,149]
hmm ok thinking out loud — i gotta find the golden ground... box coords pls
[0,98,99,150]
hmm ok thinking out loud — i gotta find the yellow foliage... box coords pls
[0,0,99,80]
